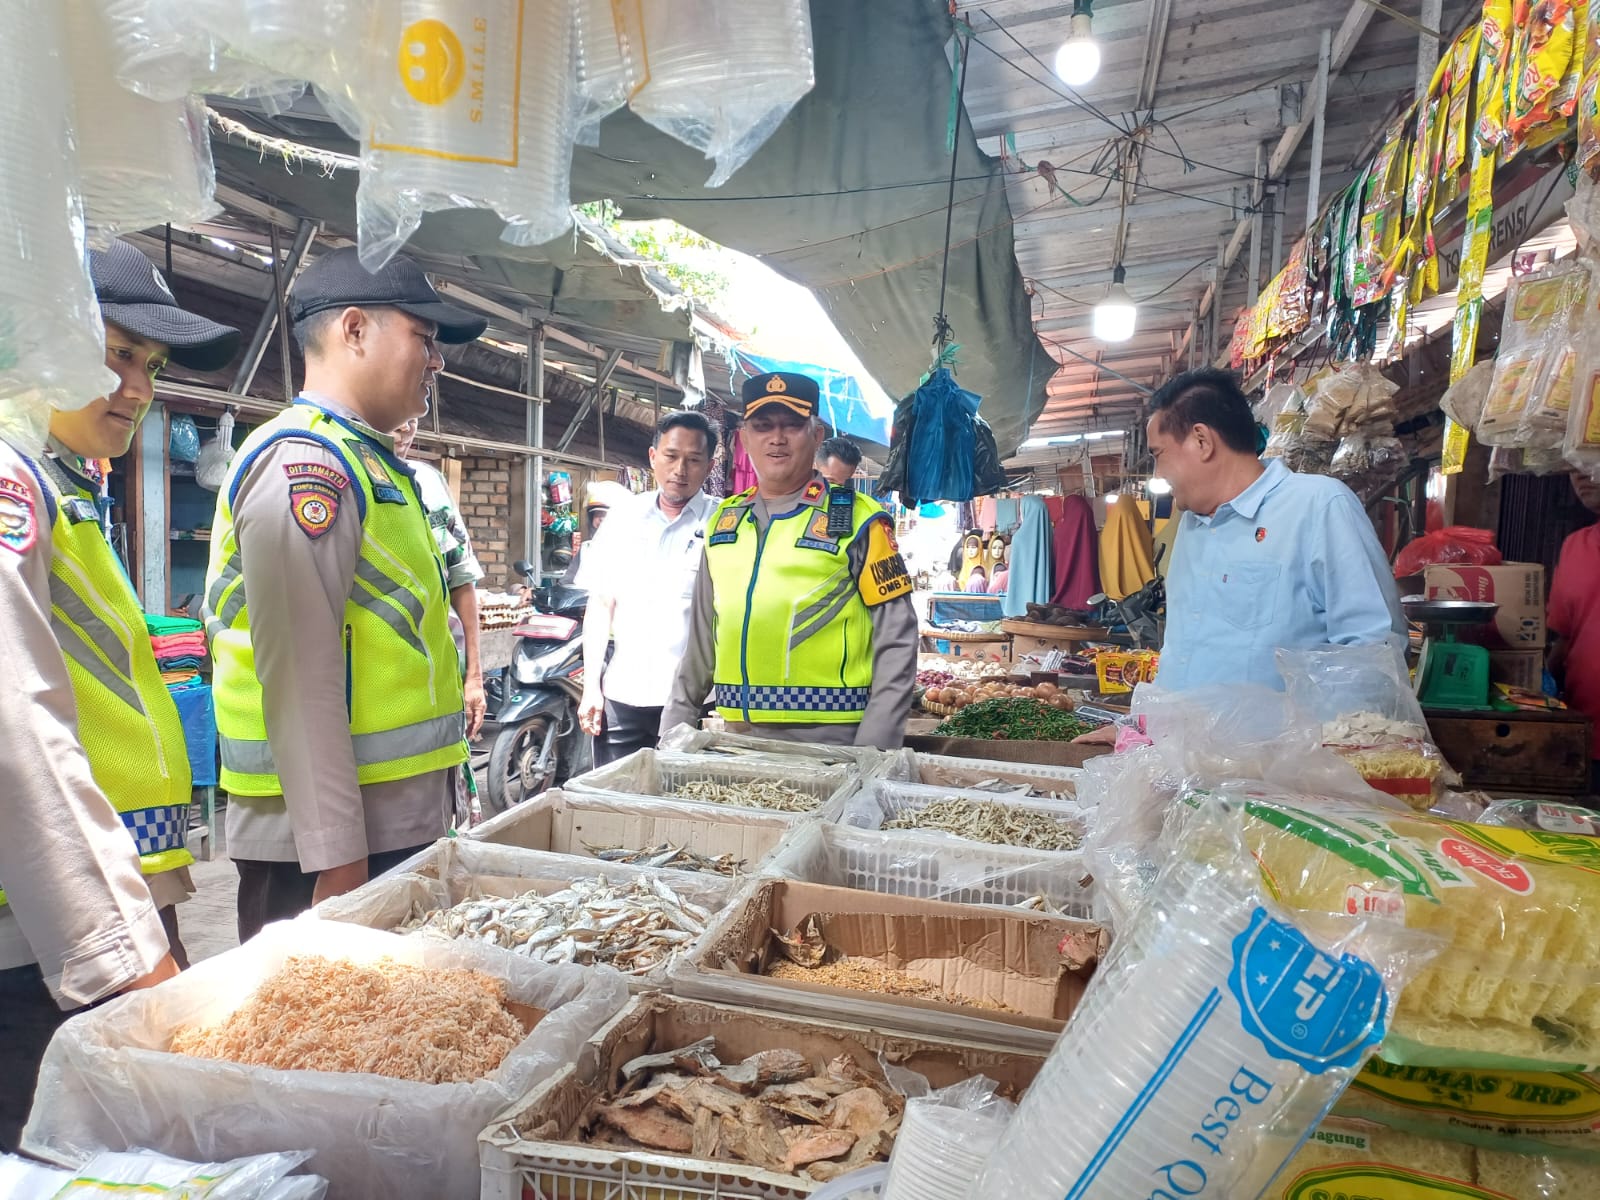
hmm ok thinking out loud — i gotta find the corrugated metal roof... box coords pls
[963,0,1475,454]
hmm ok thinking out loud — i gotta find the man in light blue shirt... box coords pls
[1149,368,1405,692]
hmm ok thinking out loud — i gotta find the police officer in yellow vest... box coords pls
[660,372,918,748]
[205,247,484,941]
[0,241,240,1150]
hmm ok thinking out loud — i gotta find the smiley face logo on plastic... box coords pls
[398,18,465,106]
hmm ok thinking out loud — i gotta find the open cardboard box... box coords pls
[674,879,1104,1052]
[479,993,1046,1200]
[467,787,797,877]
[904,732,1110,767]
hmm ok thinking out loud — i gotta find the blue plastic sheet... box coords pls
[167,681,217,787]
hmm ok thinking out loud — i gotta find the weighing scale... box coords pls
[1402,596,1500,711]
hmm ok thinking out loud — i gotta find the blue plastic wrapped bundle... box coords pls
[907,368,979,502]
[168,681,218,787]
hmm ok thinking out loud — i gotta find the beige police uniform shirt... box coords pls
[224,399,451,874]
[660,478,919,749]
[0,439,169,1007]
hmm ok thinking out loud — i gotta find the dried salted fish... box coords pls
[584,841,746,877]
[766,956,1017,1014]
[579,1041,907,1179]
[883,797,1081,851]
[399,875,711,976]
[673,777,819,813]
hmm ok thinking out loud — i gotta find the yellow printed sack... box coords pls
[1191,786,1600,1070]
[1268,1117,1600,1199]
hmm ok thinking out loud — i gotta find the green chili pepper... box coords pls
[933,698,1092,741]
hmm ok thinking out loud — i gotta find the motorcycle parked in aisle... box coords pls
[480,559,590,814]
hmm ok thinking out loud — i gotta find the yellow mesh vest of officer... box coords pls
[16,454,194,879]
[705,373,912,723]
[205,402,465,793]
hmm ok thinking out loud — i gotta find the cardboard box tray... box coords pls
[466,787,798,877]
[673,878,1103,1052]
[479,993,1047,1200]
[903,733,1110,768]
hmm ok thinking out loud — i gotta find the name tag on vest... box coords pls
[345,439,408,504]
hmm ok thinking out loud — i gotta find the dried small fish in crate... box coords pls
[400,875,712,976]
[672,777,820,813]
[765,957,1017,1014]
[883,797,1081,852]
[583,841,745,876]
[582,1041,907,1182]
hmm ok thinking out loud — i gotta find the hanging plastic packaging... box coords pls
[572,0,646,144]
[629,0,814,185]
[65,0,222,243]
[1477,258,1589,447]
[971,792,1431,1200]
[49,1148,326,1199]
[100,0,310,111]
[358,0,576,266]
[0,0,118,454]
[1564,256,1600,477]
[905,368,980,503]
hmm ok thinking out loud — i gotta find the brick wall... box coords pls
[455,453,515,586]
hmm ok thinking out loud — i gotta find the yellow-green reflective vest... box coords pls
[204,401,466,795]
[704,484,885,724]
[25,453,194,877]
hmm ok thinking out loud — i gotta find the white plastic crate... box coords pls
[840,779,1086,843]
[567,750,854,819]
[659,723,888,773]
[764,821,1093,919]
[466,788,795,878]
[876,749,1081,796]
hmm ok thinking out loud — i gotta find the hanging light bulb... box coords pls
[1093,263,1137,342]
[1054,1,1101,87]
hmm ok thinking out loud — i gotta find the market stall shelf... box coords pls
[478,994,1047,1200]
[672,879,1103,1053]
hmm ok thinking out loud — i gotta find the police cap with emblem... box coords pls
[741,371,819,420]
[90,241,242,372]
[289,246,489,344]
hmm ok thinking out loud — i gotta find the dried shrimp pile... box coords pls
[765,957,1015,1013]
[170,956,521,1083]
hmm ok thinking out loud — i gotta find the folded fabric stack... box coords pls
[146,614,207,685]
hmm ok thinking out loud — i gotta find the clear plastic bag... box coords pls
[196,410,236,491]
[1439,357,1494,430]
[1210,782,1600,1071]
[66,0,221,243]
[628,0,815,185]
[100,0,310,106]
[22,920,629,1200]
[0,0,118,438]
[572,0,646,145]
[1478,259,1590,447]
[1564,257,1600,477]
[972,792,1434,1200]
[358,0,576,267]
[51,1149,325,1199]
[881,1076,1014,1200]
[1479,798,1600,836]
[1277,644,1457,810]
[1330,431,1407,493]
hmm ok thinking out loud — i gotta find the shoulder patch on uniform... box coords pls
[709,504,745,545]
[802,480,826,504]
[795,508,842,553]
[858,516,912,607]
[289,477,341,539]
[284,460,351,490]
[0,476,37,554]
[343,438,407,504]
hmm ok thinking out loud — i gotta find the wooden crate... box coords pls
[1425,708,1593,795]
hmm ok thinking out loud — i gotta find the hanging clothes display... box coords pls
[976,496,997,531]
[1100,499,1158,601]
[1001,495,1053,618]
[955,530,984,588]
[729,433,758,494]
[994,496,1021,533]
[1043,495,1066,524]
[1051,494,1102,610]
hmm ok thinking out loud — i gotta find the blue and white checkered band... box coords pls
[122,805,188,856]
[714,684,872,713]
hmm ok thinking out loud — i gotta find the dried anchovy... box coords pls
[883,797,1082,851]
[584,841,745,876]
[766,957,1016,1013]
[400,875,712,975]
[673,778,819,813]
